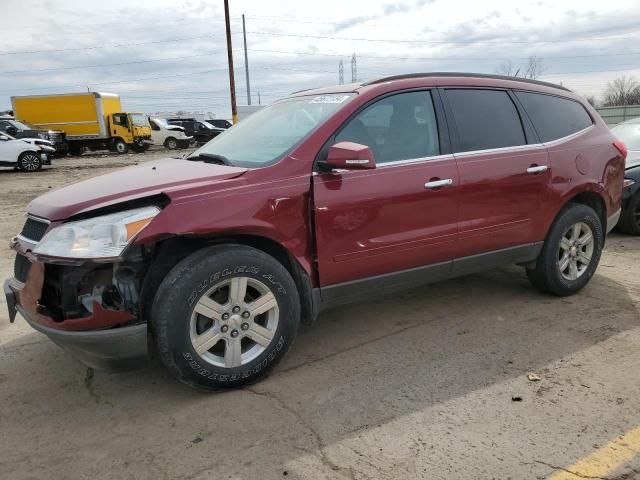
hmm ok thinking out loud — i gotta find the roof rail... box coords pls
[362,72,571,92]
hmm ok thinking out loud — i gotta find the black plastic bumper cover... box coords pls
[20,307,149,372]
[5,279,148,371]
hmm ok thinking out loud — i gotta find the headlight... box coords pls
[33,206,160,259]
[623,178,636,188]
[37,133,48,140]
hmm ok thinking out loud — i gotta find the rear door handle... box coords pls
[526,165,549,174]
[424,178,453,189]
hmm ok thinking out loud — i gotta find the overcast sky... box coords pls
[1,0,640,119]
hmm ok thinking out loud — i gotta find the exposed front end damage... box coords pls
[5,237,149,371]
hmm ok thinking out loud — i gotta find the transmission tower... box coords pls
[339,60,344,85]
[351,54,357,82]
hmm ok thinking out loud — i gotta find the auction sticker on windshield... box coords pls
[309,95,351,104]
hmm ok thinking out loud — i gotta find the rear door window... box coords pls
[445,89,526,153]
[515,91,593,142]
[335,91,440,164]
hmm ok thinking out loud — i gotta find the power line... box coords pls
[0,34,218,56]
[245,30,640,46]
[0,69,230,94]
[245,47,640,62]
[0,53,218,75]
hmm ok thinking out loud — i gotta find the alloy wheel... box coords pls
[558,222,594,281]
[189,277,279,368]
[21,154,40,171]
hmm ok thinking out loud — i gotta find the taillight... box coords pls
[613,140,628,159]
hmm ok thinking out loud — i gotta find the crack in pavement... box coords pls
[533,459,612,479]
[244,386,358,480]
[276,315,450,377]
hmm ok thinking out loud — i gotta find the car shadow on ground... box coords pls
[1,265,638,479]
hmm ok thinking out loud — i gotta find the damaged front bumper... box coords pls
[5,241,149,372]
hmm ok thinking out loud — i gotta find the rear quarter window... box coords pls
[515,92,593,142]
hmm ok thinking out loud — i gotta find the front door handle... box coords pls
[424,178,453,189]
[526,165,549,174]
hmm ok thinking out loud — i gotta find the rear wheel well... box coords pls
[139,234,315,327]
[566,191,606,230]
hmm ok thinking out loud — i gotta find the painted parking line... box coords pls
[549,426,640,479]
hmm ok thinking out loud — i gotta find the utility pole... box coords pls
[258,92,261,105]
[224,0,238,124]
[242,14,251,105]
[351,54,357,82]
[339,60,344,85]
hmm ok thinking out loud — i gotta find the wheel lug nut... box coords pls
[221,325,229,333]
[242,311,250,318]
[222,313,230,320]
[241,323,249,331]
[231,329,239,338]
[232,306,241,313]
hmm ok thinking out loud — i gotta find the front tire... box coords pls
[112,138,129,154]
[17,152,42,172]
[617,192,640,235]
[151,245,300,390]
[526,203,603,296]
[164,137,178,150]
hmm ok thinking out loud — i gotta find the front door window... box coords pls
[335,91,440,164]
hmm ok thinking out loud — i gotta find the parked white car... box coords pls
[148,117,193,150]
[0,132,53,171]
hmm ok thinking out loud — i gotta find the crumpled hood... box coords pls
[627,150,640,169]
[28,157,247,220]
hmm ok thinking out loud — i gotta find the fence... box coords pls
[595,105,640,126]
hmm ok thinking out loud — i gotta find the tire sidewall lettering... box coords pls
[180,335,285,382]
[187,265,261,307]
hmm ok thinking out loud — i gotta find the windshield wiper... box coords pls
[186,153,234,166]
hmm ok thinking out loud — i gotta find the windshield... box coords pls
[152,118,170,128]
[191,93,354,167]
[612,122,640,151]
[130,114,148,127]
[10,119,38,130]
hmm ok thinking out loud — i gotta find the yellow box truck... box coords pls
[11,92,152,155]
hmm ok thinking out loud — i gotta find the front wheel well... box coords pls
[139,234,316,327]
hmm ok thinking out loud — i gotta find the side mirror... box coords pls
[326,141,376,170]
[6,126,17,136]
[0,135,8,141]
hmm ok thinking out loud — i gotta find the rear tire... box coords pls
[617,192,640,235]
[151,244,300,390]
[17,152,42,172]
[526,203,603,296]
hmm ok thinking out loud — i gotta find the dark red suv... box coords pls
[5,73,626,390]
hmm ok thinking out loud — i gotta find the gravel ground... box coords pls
[0,151,639,479]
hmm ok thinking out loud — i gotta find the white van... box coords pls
[148,117,193,150]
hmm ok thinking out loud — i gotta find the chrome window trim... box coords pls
[377,153,454,168]
[542,124,595,147]
[454,143,545,158]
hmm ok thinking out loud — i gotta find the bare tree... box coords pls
[495,59,516,77]
[523,55,545,79]
[494,56,544,79]
[602,76,640,106]
[585,95,598,107]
